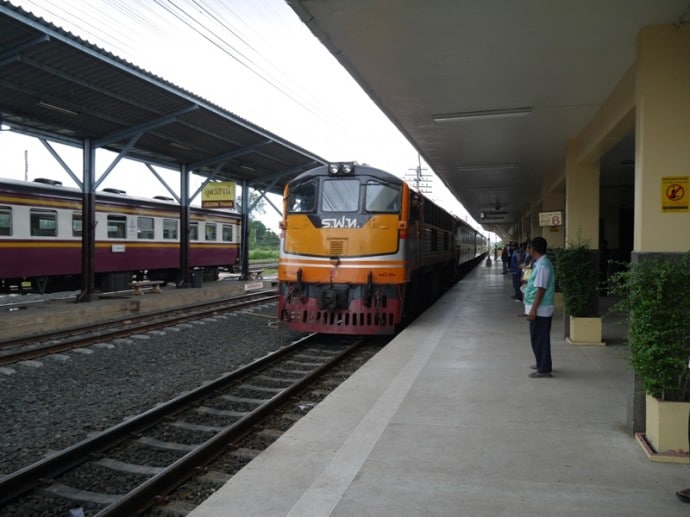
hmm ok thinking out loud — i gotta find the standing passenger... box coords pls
[510,244,524,301]
[523,237,555,378]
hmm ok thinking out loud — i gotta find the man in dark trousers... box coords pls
[523,236,555,378]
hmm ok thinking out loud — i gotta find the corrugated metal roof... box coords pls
[0,1,326,194]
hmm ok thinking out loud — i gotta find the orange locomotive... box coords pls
[277,162,485,335]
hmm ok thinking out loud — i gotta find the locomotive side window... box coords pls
[222,224,233,242]
[137,216,154,239]
[322,179,359,212]
[72,212,82,237]
[30,209,57,237]
[288,181,316,213]
[163,218,178,239]
[0,206,11,236]
[205,223,217,241]
[365,182,400,213]
[189,222,199,240]
[108,215,127,238]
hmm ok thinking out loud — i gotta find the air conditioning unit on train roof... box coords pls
[102,188,127,195]
[33,178,63,186]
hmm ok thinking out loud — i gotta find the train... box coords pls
[0,177,241,293]
[277,162,487,335]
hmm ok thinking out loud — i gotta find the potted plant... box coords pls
[609,251,690,460]
[553,239,604,344]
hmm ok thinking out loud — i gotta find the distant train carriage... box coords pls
[0,177,241,293]
[277,162,485,335]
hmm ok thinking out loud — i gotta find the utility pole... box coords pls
[404,154,432,195]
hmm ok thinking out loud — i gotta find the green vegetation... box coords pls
[609,252,690,401]
[553,239,598,317]
[248,219,279,261]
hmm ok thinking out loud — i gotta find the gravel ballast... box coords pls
[0,302,306,477]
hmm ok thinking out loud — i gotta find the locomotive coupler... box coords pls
[363,271,375,307]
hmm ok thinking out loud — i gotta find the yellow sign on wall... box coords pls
[202,181,235,208]
[661,176,688,212]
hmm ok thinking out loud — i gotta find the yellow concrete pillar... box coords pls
[635,24,690,252]
[565,140,599,247]
[542,173,565,248]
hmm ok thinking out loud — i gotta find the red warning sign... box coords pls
[661,176,688,212]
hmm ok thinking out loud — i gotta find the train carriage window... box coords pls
[30,209,57,237]
[322,179,359,212]
[72,212,82,237]
[287,181,316,213]
[365,182,400,213]
[189,222,199,241]
[163,218,178,240]
[205,223,217,241]
[222,224,233,242]
[108,215,127,238]
[0,206,11,236]
[137,217,154,239]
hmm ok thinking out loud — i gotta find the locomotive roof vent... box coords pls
[102,188,127,195]
[153,195,174,201]
[33,178,63,186]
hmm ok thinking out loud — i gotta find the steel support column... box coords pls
[77,139,96,302]
[179,165,190,287]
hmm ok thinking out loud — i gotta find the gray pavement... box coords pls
[190,261,690,516]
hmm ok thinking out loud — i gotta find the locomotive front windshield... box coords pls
[288,178,401,215]
[322,179,359,212]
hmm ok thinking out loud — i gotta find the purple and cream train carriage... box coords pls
[0,177,241,293]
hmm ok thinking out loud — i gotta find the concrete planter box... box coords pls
[566,316,605,345]
[636,395,690,463]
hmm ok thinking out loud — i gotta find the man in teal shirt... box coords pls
[523,236,555,378]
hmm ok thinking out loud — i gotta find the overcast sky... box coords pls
[1,0,484,234]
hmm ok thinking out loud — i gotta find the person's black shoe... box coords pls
[676,489,690,503]
[528,371,552,378]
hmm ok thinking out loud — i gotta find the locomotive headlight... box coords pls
[327,162,356,175]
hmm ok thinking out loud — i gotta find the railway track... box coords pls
[0,333,385,515]
[0,290,278,366]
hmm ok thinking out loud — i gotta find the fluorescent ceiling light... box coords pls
[170,141,192,151]
[37,100,79,116]
[457,163,518,171]
[433,107,532,123]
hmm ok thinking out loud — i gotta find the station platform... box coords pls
[190,261,690,516]
[0,276,273,342]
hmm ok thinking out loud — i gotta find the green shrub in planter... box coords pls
[554,241,598,317]
[609,251,690,401]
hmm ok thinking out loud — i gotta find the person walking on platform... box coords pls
[501,245,509,274]
[523,236,555,378]
[510,244,524,301]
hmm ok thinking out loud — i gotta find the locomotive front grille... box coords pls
[329,239,345,256]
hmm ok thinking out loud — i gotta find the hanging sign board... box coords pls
[202,181,235,208]
[538,211,563,227]
[661,176,688,212]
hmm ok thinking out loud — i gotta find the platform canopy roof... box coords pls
[0,1,326,197]
[288,0,689,238]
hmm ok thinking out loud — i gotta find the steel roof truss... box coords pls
[145,163,180,204]
[95,131,142,189]
[187,139,272,172]
[0,34,49,67]
[94,105,199,148]
[39,137,82,189]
